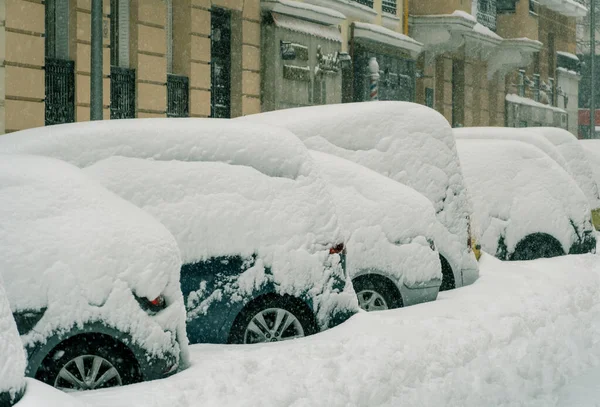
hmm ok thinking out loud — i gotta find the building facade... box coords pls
[259,0,422,112]
[2,0,261,133]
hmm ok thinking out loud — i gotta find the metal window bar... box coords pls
[477,0,497,31]
[45,58,75,126]
[167,74,189,117]
[211,9,231,118]
[382,0,397,14]
[351,0,374,8]
[110,66,136,119]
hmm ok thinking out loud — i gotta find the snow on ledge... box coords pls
[261,0,346,26]
[557,50,579,61]
[557,66,580,77]
[353,22,423,55]
[302,0,377,23]
[451,10,477,22]
[538,0,587,17]
[506,93,567,113]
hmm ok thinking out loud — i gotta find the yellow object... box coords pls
[592,208,600,230]
[471,235,482,261]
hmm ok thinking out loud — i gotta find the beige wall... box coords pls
[409,0,470,16]
[5,0,45,132]
[496,0,539,41]
[0,0,5,133]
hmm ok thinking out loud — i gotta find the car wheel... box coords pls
[352,274,402,312]
[510,233,565,261]
[36,334,141,391]
[229,295,317,344]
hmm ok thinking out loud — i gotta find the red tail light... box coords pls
[150,296,165,307]
[329,243,345,255]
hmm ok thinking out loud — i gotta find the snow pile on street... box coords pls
[85,156,357,329]
[527,127,600,210]
[16,379,90,407]
[456,139,592,258]
[581,140,600,192]
[240,101,477,285]
[74,253,600,407]
[0,119,309,180]
[0,154,188,364]
[310,151,441,286]
[0,275,26,404]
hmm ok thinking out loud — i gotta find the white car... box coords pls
[240,101,479,291]
[455,139,594,260]
[0,120,359,345]
[457,126,600,230]
[0,154,188,391]
[310,151,442,311]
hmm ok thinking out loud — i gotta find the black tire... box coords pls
[510,233,565,261]
[352,274,403,311]
[35,333,141,391]
[439,255,456,292]
[228,294,317,344]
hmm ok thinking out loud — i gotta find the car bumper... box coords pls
[401,278,442,307]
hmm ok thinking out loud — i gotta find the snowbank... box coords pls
[16,379,89,407]
[0,275,26,404]
[456,139,593,258]
[0,154,188,364]
[581,140,600,191]
[240,101,478,287]
[527,127,600,210]
[74,254,600,407]
[310,151,441,287]
[0,119,309,180]
[84,156,357,330]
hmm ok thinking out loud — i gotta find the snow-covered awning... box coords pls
[272,13,343,42]
[410,11,476,57]
[537,0,587,17]
[464,23,503,59]
[261,0,346,26]
[352,22,423,58]
[488,38,543,78]
[557,51,579,62]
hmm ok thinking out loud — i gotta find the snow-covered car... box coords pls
[455,139,595,260]
[310,151,442,311]
[456,127,600,230]
[1,274,87,406]
[0,154,188,391]
[1,273,26,405]
[0,120,359,345]
[581,140,600,212]
[239,101,479,291]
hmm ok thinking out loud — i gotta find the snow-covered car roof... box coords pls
[309,151,441,286]
[240,102,465,219]
[456,139,592,257]
[457,126,600,210]
[0,154,186,358]
[85,155,342,264]
[0,275,26,405]
[0,119,309,180]
[454,127,570,171]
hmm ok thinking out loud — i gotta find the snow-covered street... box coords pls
[72,254,600,407]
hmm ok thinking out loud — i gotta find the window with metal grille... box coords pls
[382,0,397,14]
[45,0,74,125]
[211,8,231,119]
[167,74,189,117]
[110,67,136,119]
[497,0,516,12]
[477,0,497,31]
[352,0,374,8]
[45,58,75,125]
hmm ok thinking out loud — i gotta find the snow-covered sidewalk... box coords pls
[76,254,600,407]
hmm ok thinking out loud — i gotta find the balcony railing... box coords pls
[351,0,374,8]
[382,0,397,14]
[477,0,497,31]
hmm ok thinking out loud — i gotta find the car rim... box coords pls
[55,355,122,391]
[244,307,305,344]
[357,290,389,312]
